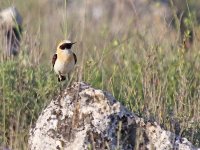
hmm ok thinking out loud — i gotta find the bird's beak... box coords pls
[72,42,76,45]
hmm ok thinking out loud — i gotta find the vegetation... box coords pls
[0,0,200,149]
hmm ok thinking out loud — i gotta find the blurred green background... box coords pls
[0,0,200,149]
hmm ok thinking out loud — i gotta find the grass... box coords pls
[0,0,200,149]
[0,57,60,149]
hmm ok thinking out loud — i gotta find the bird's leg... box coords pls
[58,72,66,82]
[58,71,62,82]
[58,71,62,93]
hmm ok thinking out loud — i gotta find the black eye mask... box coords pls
[59,43,73,50]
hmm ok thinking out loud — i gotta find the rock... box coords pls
[0,6,22,56]
[29,82,198,150]
[0,6,22,28]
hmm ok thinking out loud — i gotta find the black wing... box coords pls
[73,53,77,64]
[52,54,57,67]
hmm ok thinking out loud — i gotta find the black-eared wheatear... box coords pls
[52,40,77,82]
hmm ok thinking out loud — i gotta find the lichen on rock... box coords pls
[29,82,198,150]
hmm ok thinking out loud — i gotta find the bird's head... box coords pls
[57,40,76,50]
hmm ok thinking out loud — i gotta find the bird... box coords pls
[52,40,77,82]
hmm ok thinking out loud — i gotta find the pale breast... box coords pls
[54,51,75,75]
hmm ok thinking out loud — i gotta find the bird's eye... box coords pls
[59,43,72,50]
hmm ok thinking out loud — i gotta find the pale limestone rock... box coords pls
[0,6,22,28]
[0,6,22,56]
[29,82,198,150]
